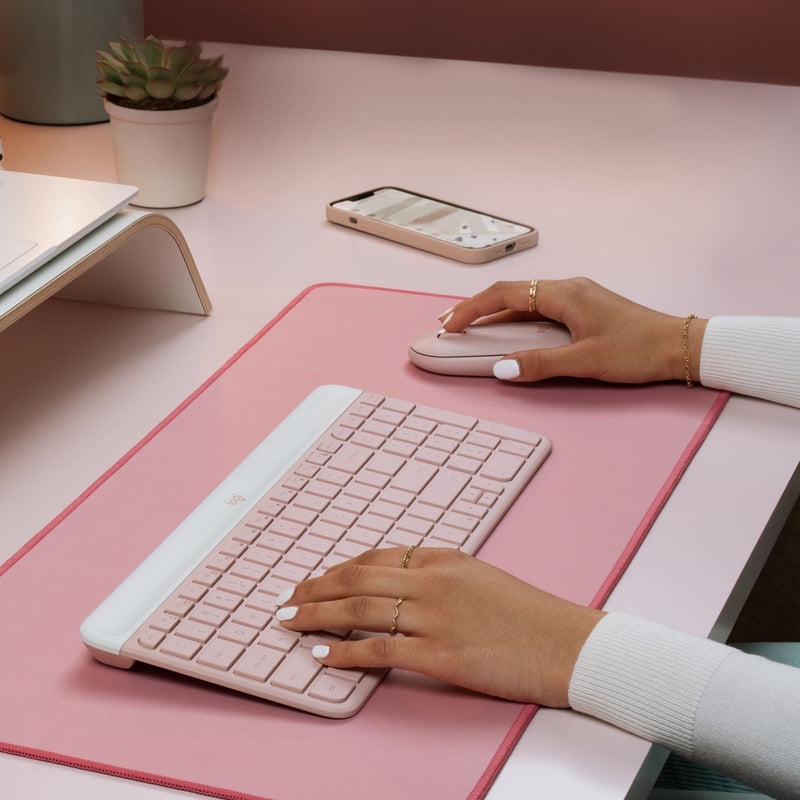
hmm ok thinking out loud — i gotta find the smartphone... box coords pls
[326,186,538,264]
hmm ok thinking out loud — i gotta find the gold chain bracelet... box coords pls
[682,314,697,388]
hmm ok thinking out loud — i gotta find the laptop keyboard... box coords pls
[82,386,551,717]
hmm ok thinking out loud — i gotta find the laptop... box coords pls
[0,170,138,295]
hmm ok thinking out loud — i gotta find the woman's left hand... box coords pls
[275,546,604,707]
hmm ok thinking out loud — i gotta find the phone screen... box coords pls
[331,187,532,249]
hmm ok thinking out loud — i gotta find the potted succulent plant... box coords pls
[97,35,228,207]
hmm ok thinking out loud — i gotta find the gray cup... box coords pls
[0,0,143,125]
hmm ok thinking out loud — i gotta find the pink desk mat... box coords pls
[0,284,727,800]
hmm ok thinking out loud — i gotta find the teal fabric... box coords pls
[649,643,800,799]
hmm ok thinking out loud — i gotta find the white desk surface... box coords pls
[1,44,799,799]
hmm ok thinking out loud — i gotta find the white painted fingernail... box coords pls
[438,306,454,321]
[440,311,454,327]
[493,359,520,380]
[276,606,298,622]
[312,645,330,660]
[275,587,294,606]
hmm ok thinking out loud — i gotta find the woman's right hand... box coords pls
[439,277,707,385]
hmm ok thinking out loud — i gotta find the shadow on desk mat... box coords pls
[0,284,727,800]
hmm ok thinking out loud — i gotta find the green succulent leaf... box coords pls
[123,60,148,81]
[97,61,123,84]
[174,82,203,101]
[144,68,173,99]
[167,43,200,76]
[197,83,217,101]
[184,58,210,76]
[96,49,126,73]
[108,39,134,63]
[97,80,126,97]
[120,71,146,87]
[122,83,149,102]
[145,43,164,67]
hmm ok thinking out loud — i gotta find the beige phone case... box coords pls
[326,186,538,264]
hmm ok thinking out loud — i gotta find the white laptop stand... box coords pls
[0,210,211,333]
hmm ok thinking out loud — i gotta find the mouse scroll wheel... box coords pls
[435,328,468,339]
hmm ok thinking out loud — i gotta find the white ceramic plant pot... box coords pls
[104,95,218,208]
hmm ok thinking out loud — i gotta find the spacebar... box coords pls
[417,469,470,509]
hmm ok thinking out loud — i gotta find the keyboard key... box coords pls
[258,533,294,553]
[163,598,193,618]
[176,620,216,643]
[284,547,322,570]
[435,425,469,442]
[270,520,306,539]
[383,439,417,458]
[188,605,229,627]
[441,512,479,532]
[206,553,235,572]
[384,529,423,548]
[217,575,256,596]
[194,568,221,587]
[138,629,165,649]
[465,432,500,450]
[242,512,270,531]
[218,621,258,646]
[270,647,322,693]
[161,637,201,660]
[365,452,405,476]
[150,612,180,632]
[412,406,476,429]
[415,447,449,466]
[481,452,525,482]
[395,515,432,536]
[351,431,384,449]
[448,455,481,474]
[230,561,269,582]
[243,547,281,568]
[499,440,535,458]
[357,513,394,534]
[328,443,372,474]
[272,562,310,584]
[197,639,244,671]
[361,419,394,438]
[372,408,406,426]
[234,646,284,682]
[417,469,470,508]
[232,607,272,630]
[178,582,207,602]
[204,589,242,612]
[392,461,437,494]
[293,493,329,513]
[309,674,357,703]
[475,421,541,445]
[259,626,302,652]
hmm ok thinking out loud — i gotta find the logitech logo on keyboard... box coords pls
[226,494,246,506]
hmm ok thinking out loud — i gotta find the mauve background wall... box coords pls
[142,0,800,86]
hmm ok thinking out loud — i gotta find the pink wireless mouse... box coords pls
[408,321,572,376]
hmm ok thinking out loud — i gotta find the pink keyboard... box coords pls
[81,386,551,717]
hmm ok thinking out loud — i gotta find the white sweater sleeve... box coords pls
[568,317,800,796]
[569,612,800,798]
[699,316,800,408]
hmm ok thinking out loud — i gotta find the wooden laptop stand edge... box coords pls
[0,210,212,334]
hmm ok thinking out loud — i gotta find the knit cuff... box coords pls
[568,612,729,758]
[699,316,800,408]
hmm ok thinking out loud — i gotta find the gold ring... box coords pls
[402,544,416,568]
[389,597,404,636]
[528,279,538,313]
